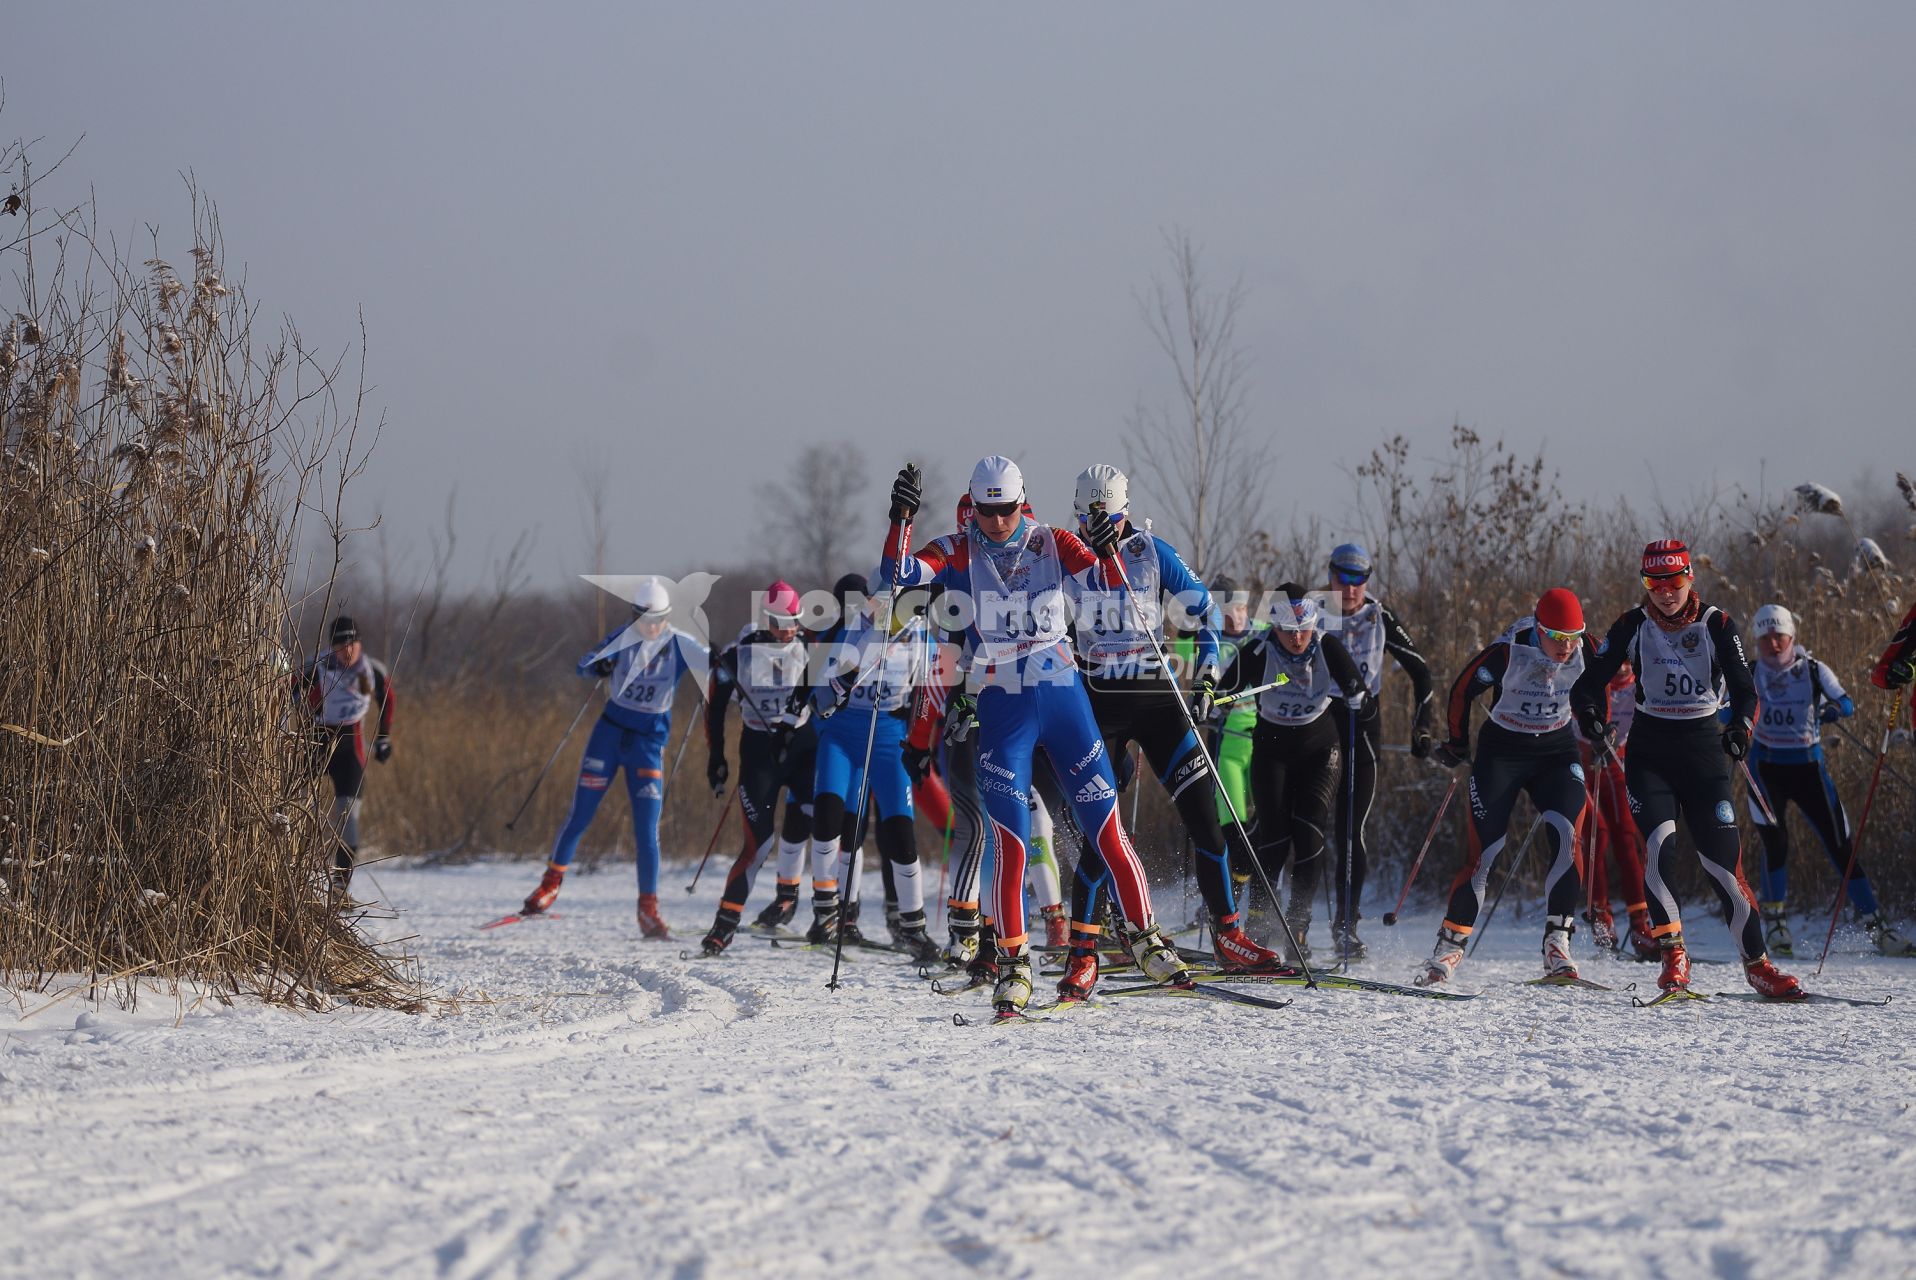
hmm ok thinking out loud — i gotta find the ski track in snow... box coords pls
[5,859,1916,1279]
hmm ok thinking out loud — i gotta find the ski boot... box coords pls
[1281,902,1313,967]
[328,864,355,901]
[966,922,1000,986]
[1657,935,1691,992]
[884,901,903,938]
[1864,913,1916,957]
[636,893,671,939]
[834,899,871,948]
[805,896,841,945]
[1057,929,1101,1000]
[1761,901,1794,957]
[1626,905,1659,961]
[700,918,736,957]
[1743,954,1805,1000]
[1331,916,1369,963]
[1417,927,1467,987]
[1586,906,1618,954]
[1214,925,1288,974]
[753,884,799,930]
[1040,903,1069,948]
[1099,901,1136,955]
[1541,915,1579,980]
[993,952,1034,1017]
[522,864,564,915]
[891,910,942,963]
[1127,924,1190,984]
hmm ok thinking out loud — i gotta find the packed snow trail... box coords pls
[4,859,1915,1279]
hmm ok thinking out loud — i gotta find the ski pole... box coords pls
[1830,723,1916,798]
[1107,554,1317,987]
[1815,688,1908,974]
[661,713,699,800]
[1467,813,1544,957]
[1213,675,1289,706]
[1338,701,1358,970]
[1738,757,1781,830]
[684,784,738,894]
[503,681,603,832]
[830,507,914,991]
[1382,776,1458,926]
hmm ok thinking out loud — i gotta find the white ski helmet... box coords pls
[1752,603,1795,638]
[632,578,671,620]
[969,455,1024,506]
[1073,463,1129,520]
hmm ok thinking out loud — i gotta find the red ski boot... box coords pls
[1214,925,1290,974]
[1657,937,1691,992]
[522,865,564,915]
[1057,947,1100,1001]
[636,893,671,939]
[1040,903,1069,949]
[1626,905,1658,962]
[1743,956,1805,1001]
[1586,906,1618,954]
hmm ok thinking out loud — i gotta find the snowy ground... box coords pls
[5,857,1915,1280]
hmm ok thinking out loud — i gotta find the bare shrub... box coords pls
[0,135,415,1007]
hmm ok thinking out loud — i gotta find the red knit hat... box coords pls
[1641,539,1692,579]
[1535,588,1585,636]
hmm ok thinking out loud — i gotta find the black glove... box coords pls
[943,693,978,747]
[707,755,728,796]
[592,657,616,677]
[1576,703,1610,745]
[1887,659,1915,690]
[903,741,934,783]
[1435,740,1469,770]
[1189,675,1217,723]
[1083,507,1121,558]
[889,463,922,523]
[1410,708,1433,760]
[373,734,393,763]
[1114,745,1137,793]
[1723,717,1752,761]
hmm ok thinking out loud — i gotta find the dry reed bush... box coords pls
[0,137,417,1008]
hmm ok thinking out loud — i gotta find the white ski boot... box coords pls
[992,952,1033,1016]
[1418,927,1467,987]
[1541,915,1579,980]
[1127,924,1190,984]
[1865,913,1916,957]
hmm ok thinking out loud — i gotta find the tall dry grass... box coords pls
[0,143,415,1007]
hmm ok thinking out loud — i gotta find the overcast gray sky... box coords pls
[10,4,1915,588]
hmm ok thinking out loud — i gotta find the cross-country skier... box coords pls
[808,573,940,960]
[1571,539,1802,999]
[295,615,395,895]
[1056,463,1282,999]
[1323,543,1435,959]
[880,456,1191,1016]
[1746,604,1912,956]
[1870,600,1916,739]
[699,581,819,955]
[519,580,708,934]
[1581,661,1657,959]
[1187,574,1261,840]
[1418,589,1594,986]
[1217,584,1367,964]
